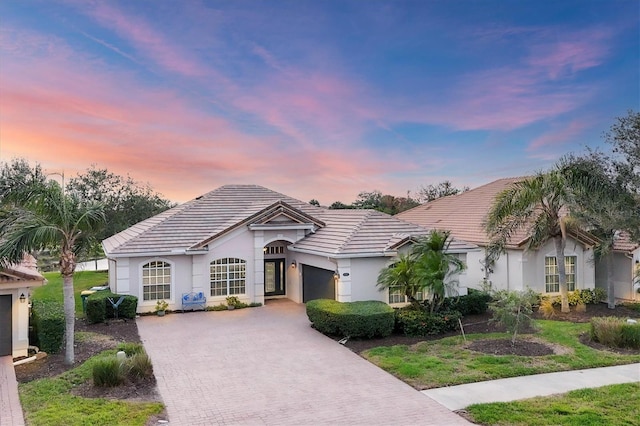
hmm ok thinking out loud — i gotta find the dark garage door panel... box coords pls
[0,295,12,356]
[302,265,335,303]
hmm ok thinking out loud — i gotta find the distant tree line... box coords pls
[318,181,469,215]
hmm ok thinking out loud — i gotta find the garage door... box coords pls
[0,295,11,356]
[302,265,335,302]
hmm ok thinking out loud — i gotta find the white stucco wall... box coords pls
[462,238,595,296]
[0,286,33,358]
[348,257,389,303]
[595,251,637,302]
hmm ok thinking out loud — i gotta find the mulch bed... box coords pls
[342,302,640,355]
[14,317,162,407]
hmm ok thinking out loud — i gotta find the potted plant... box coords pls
[155,300,169,316]
[226,296,240,310]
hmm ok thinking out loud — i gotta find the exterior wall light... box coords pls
[291,260,297,268]
[19,293,26,303]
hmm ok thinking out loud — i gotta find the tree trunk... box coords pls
[60,249,76,365]
[606,253,615,309]
[554,236,570,313]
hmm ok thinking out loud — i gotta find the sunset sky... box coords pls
[1,1,638,205]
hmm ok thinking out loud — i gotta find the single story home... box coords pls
[103,185,478,313]
[398,177,640,302]
[0,255,44,358]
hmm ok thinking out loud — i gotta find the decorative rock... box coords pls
[117,351,127,362]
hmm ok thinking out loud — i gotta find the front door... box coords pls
[264,259,286,297]
[0,295,12,356]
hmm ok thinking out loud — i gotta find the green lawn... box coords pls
[363,320,640,389]
[465,383,640,426]
[34,271,108,317]
[19,348,163,426]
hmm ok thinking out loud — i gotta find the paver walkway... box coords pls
[0,355,25,426]
[137,300,470,425]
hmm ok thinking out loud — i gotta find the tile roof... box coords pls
[397,177,524,247]
[103,185,478,258]
[398,177,639,252]
[614,232,640,253]
[0,254,45,283]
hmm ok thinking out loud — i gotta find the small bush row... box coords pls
[93,343,154,387]
[306,299,395,338]
[30,300,65,353]
[590,317,640,349]
[395,309,461,336]
[86,291,138,324]
[547,288,606,307]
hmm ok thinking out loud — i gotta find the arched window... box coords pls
[142,261,171,301]
[210,258,246,296]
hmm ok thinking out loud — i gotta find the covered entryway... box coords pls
[302,265,335,302]
[264,259,286,297]
[0,295,12,357]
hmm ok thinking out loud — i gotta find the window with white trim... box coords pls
[210,258,246,296]
[545,256,576,293]
[388,287,425,304]
[142,261,171,301]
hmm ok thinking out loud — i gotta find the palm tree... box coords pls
[412,230,466,313]
[559,153,640,308]
[485,171,574,312]
[0,180,104,365]
[377,253,420,308]
[377,230,465,312]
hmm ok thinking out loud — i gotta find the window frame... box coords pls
[210,258,247,297]
[544,255,577,293]
[140,259,173,304]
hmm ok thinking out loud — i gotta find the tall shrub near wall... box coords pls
[31,300,65,353]
[86,292,138,324]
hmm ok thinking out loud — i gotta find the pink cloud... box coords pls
[527,119,590,151]
[72,1,212,79]
[527,29,612,79]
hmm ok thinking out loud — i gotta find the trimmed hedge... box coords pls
[306,299,395,338]
[31,300,65,353]
[439,289,492,316]
[395,308,462,336]
[87,291,138,324]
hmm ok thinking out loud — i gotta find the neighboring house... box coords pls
[595,232,640,301]
[0,255,44,358]
[398,178,606,297]
[102,185,477,313]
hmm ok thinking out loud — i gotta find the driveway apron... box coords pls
[137,300,469,425]
[0,355,25,426]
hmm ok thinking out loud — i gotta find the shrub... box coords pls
[440,289,491,316]
[86,292,138,324]
[591,317,640,349]
[395,308,461,336]
[248,302,262,308]
[538,297,556,319]
[306,299,395,338]
[125,352,154,380]
[31,300,65,353]
[206,304,229,311]
[117,342,145,356]
[489,289,538,345]
[550,289,606,307]
[93,357,125,387]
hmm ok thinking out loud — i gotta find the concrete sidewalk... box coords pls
[422,363,640,410]
[0,356,25,426]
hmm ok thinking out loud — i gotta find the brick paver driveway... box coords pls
[137,300,469,425]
